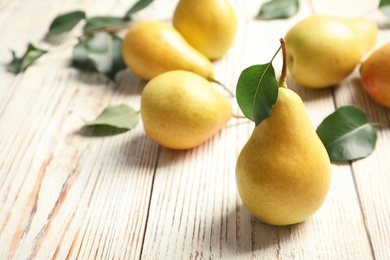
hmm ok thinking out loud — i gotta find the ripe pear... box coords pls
[141,70,232,150]
[285,15,377,88]
[173,0,237,60]
[122,21,214,81]
[236,87,332,226]
[360,42,390,107]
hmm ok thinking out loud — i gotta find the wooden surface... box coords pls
[1,0,389,259]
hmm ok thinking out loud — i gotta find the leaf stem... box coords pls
[279,38,288,88]
[372,122,390,127]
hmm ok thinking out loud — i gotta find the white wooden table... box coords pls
[1,0,389,259]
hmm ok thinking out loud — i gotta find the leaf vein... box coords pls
[325,123,372,148]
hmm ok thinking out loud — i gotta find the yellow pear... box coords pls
[236,87,332,226]
[122,21,214,81]
[285,15,377,88]
[360,42,390,107]
[141,70,232,150]
[173,0,237,60]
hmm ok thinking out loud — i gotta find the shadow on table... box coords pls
[203,205,305,258]
[153,145,206,168]
[69,68,147,96]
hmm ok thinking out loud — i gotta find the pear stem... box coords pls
[232,114,247,119]
[209,77,235,98]
[78,24,131,40]
[279,38,288,89]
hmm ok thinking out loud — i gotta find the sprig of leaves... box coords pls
[256,0,299,20]
[46,0,154,37]
[316,106,377,163]
[6,0,154,77]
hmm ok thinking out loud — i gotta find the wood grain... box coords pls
[0,0,389,259]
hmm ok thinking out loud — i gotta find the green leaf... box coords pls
[124,0,154,19]
[316,106,377,163]
[79,125,129,136]
[7,51,23,73]
[256,0,299,20]
[72,32,126,80]
[236,64,278,125]
[7,43,48,73]
[379,0,390,7]
[47,11,86,36]
[20,44,48,71]
[85,104,139,130]
[380,8,390,19]
[83,16,130,34]
[379,0,390,18]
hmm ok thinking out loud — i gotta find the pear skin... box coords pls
[236,87,332,226]
[141,70,232,150]
[173,0,237,60]
[360,42,390,107]
[122,21,214,81]
[345,17,377,57]
[285,15,377,88]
